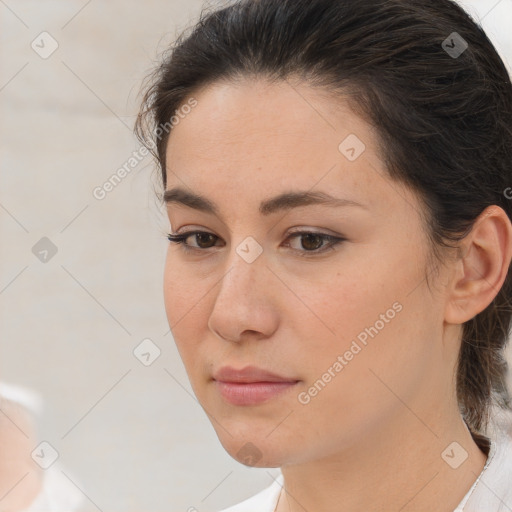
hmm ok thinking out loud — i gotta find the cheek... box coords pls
[163,249,209,326]
[291,265,395,355]
[292,256,433,417]
[163,253,206,363]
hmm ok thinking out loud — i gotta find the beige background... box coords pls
[1,1,511,510]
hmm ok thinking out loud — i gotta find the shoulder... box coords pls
[217,473,283,512]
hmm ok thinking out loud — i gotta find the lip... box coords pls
[214,381,299,405]
[212,365,300,406]
[212,365,298,383]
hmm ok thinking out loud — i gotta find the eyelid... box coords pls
[168,227,341,241]
[171,225,341,237]
[287,226,340,237]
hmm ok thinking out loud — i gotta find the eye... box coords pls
[166,230,345,256]
[284,231,344,256]
[167,231,220,251]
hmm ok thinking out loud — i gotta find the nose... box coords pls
[207,246,279,343]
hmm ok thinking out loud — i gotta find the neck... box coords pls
[277,406,488,512]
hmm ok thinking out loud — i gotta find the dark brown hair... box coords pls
[135,0,512,435]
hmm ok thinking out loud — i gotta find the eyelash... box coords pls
[166,230,345,257]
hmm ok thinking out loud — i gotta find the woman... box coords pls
[136,0,512,510]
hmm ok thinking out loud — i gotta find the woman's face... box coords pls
[163,79,455,467]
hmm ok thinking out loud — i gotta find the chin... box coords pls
[215,431,290,468]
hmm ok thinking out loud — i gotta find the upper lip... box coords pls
[213,365,299,383]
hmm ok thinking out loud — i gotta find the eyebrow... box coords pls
[163,187,368,216]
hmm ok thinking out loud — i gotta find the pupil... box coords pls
[197,233,213,248]
[302,234,322,250]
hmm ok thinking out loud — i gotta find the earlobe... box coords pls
[444,205,512,325]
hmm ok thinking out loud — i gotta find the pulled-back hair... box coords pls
[135,0,512,435]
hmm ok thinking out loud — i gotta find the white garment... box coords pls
[455,415,512,512]
[0,381,84,512]
[218,414,512,512]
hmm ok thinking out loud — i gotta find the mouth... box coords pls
[213,380,300,406]
[213,366,300,405]
[212,365,300,405]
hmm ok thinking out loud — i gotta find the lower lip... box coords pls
[214,380,299,405]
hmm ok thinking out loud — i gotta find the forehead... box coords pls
[166,78,373,154]
[164,79,388,213]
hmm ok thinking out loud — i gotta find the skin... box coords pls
[0,397,43,511]
[163,78,512,512]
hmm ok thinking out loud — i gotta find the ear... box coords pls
[445,205,512,324]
